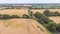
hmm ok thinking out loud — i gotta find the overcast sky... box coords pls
[0,0,60,4]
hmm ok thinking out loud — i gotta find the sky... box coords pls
[0,0,60,4]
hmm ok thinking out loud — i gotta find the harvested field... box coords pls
[0,9,60,24]
[0,9,60,16]
[0,9,28,17]
[31,9,60,14]
[0,9,60,23]
[49,17,60,24]
[0,19,51,34]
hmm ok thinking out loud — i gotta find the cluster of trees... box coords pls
[34,12,50,24]
[44,10,60,16]
[27,10,60,33]
[33,12,60,33]
[56,24,60,32]
[0,14,20,19]
[23,14,30,18]
[22,10,33,19]
[47,22,60,32]
[0,14,31,19]
[45,21,60,32]
[28,10,33,18]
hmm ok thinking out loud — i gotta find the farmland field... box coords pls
[1,9,60,15]
[0,19,51,34]
[0,9,60,34]
[49,16,60,24]
[0,9,60,23]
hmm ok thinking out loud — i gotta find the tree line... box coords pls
[0,14,30,19]
[33,11,60,33]
[0,14,20,19]
[44,10,60,16]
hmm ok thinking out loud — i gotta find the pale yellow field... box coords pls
[0,19,51,34]
[0,9,60,16]
[0,9,28,17]
[49,17,60,24]
[31,9,60,13]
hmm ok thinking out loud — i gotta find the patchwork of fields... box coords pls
[0,9,60,23]
[0,9,60,34]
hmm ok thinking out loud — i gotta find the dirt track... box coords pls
[0,19,51,34]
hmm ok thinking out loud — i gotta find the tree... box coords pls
[44,10,51,16]
[56,23,60,32]
[51,6,55,9]
[44,10,60,16]
[0,14,3,19]
[46,22,57,32]
[54,11,60,16]
[23,14,30,18]
[28,10,33,18]
[3,14,10,19]
[10,15,20,18]
[34,12,41,19]
[34,12,50,23]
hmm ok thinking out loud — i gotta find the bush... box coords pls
[54,11,60,16]
[56,23,60,32]
[44,10,60,16]
[10,15,20,18]
[46,22,57,32]
[23,14,30,18]
[34,12,41,19]
[2,14,11,19]
[0,14,3,19]
[44,10,51,16]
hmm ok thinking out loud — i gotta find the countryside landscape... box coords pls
[0,4,60,34]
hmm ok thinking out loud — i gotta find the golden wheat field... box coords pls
[0,9,28,17]
[0,19,51,34]
[0,9,60,15]
[49,17,60,24]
